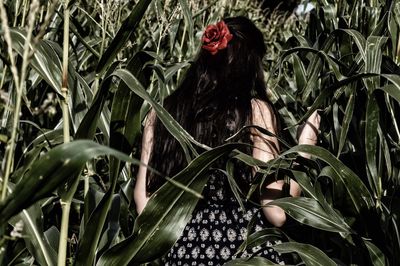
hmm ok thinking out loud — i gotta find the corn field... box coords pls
[0,0,399,265]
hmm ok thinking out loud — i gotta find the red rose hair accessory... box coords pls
[201,21,233,55]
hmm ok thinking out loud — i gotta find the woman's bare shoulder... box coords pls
[250,98,277,129]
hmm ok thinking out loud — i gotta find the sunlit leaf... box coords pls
[268,197,351,233]
[274,242,336,266]
[224,257,280,265]
[281,145,374,213]
[363,239,386,266]
[0,140,140,225]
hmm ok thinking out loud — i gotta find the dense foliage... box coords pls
[0,0,399,265]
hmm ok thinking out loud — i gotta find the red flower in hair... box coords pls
[201,21,233,55]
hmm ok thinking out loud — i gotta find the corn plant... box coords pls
[0,0,399,265]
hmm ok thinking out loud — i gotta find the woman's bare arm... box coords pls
[134,109,156,214]
[251,99,301,227]
[297,110,321,157]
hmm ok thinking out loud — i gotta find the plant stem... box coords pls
[0,2,20,201]
[0,66,7,89]
[61,4,70,145]
[176,23,187,83]
[1,0,39,200]
[57,1,71,265]
[21,0,28,27]
[13,0,20,26]
[58,200,71,265]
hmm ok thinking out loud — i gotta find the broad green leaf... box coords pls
[236,228,288,255]
[75,62,118,140]
[75,189,114,266]
[379,75,400,103]
[281,145,374,213]
[224,257,280,265]
[301,36,335,102]
[292,54,307,92]
[339,29,366,61]
[321,4,338,30]
[274,242,336,266]
[365,95,380,198]
[337,92,355,156]
[44,226,60,253]
[289,170,318,201]
[363,239,386,266]
[10,201,57,266]
[0,140,141,225]
[364,36,387,92]
[389,2,400,59]
[224,162,245,211]
[378,125,393,180]
[179,0,195,54]
[96,0,153,75]
[9,28,62,94]
[96,195,121,258]
[97,144,242,265]
[164,61,191,81]
[226,125,291,149]
[268,197,351,233]
[109,51,152,177]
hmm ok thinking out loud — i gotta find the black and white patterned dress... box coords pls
[164,171,285,265]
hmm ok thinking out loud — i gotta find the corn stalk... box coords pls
[57,0,73,265]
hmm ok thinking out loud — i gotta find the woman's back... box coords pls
[133,16,311,265]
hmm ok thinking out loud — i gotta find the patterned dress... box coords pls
[164,171,285,265]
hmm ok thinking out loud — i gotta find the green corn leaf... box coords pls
[273,242,336,266]
[339,29,366,61]
[365,95,380,198]
[378,125,393,180]
[179,0,195,54]
[0,140,141,225]
[236,228,288,255]
[224,161,246,211]
[224,257,280,265]
[380,75,400,103]
[96,195,121,258]
[281,145,374,213]
[292,54,307,92]
[289,170,318,201]
[301,36,335,102]
[74,188,114,266]
[9,28,62,95]
[268,197,351,233]
[388,7,399,59]
[337,91,355,156]
[75,62,119,140]
[9,200,57,266]
[109,52,152,176]
[364,36,387,92]
[363,239,387,266]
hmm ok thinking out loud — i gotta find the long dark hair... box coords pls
[147,16,269,193]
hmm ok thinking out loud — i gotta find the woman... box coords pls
[134,16,320,265]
